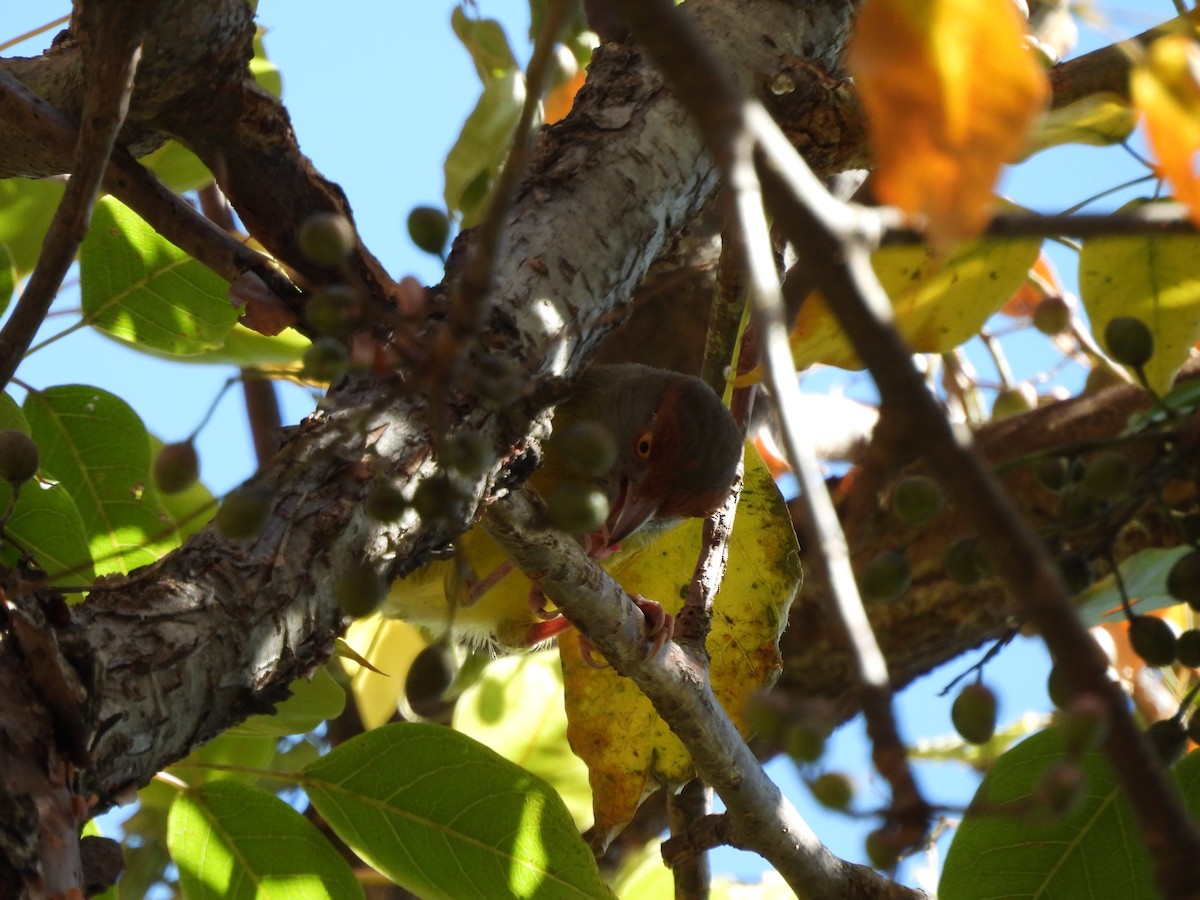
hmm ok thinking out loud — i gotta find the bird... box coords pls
[383,363,744,653]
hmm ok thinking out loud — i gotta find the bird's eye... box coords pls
[635,432,653,459]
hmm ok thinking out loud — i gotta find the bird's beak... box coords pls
[605,476,659,546]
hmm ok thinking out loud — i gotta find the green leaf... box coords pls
[454,651,594,831]
[1023,92,1136,158]
[233,666,347,737]
[1076,546,1191,626]
[251,31,283,98]
[303,723,613,900]
[108,323,311,368]
[451,8,519,82]
[80,196,239,356]
[168,781,363,900]
[1,479,96,586]
[0,392,96,585]
[1081,199,1200,394]
[444,71,525,227]
[941,727,1200,899]
[0,242,13,318]
[141,141,213,194]
[0,177,63,276]
[24,385,177,574]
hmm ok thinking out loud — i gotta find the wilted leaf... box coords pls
[560,447,800,842]
[1080,199,1200,393]
[847,0,1049,247]
[1132,34,1200,227]
[303,724,612,900]
[791,219,1041,369]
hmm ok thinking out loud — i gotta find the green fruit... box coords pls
[1033,456,1069,493]
[216,486,273,540]
[1167,550,1200,607]
[1128,615,1177,667]
[865,827,902,870]
[945,537,986,586]
[892,475,944,526]
[366,481,408,522]
[1082,451,1134,500]
[405,642,458,710]
[547,482,609,535]
[1104,316,1154,368]
[784,721,828,763]
[1060,695,1110,756]
[304,284,362,336]
[302,338,350,383]
[1058,485,1097,523]
[1178,629,1200,668]
[859,549,911,602]
[810,772,854,811]
[1146,718,1188,766]
[1032,295,1072,336]
[474,355,522,408]
[551,421,617,477]
[442,431,490,476]
[298,212,356,266]
[992,383,1037,420]
[412,475,468,525]
[0,429,39,483]
[742,693,787,744]
[951,683,997,745]
[407,206,450,257]
[153,440,200,495]
[1035,762,1088,819]
[334,562,386,618]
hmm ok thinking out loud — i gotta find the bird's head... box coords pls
[560,366,743,546]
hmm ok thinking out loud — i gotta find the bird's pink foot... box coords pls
[524,614,574,647]
[632,594,674,658]
[527,585,560,620]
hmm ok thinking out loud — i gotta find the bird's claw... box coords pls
[527,585,560,620]
[632,594,674,658]
[577,633,608,668]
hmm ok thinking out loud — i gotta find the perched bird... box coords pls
[384,363,743,652]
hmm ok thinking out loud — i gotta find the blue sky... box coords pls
[1,0,1175,890]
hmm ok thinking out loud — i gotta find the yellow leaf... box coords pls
[846,0,1050,248]
[560,447,801,844]
[1080,199,1200,394]
[790,216,1041,369]
[339,613,427,730]
[1023,93,1136,158]
[1131,34,1200,227]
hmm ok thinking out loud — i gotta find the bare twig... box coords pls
[0,69,295,301]
[483,488,919,900]
[667,779,713,899]
[0,14,143,389]
[879,205,1199,245]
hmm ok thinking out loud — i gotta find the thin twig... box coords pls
[667,779,713,900]
[0,20,144,390]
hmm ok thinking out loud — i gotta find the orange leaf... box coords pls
[846,0,1049,249]
[999,251,1064,318]
[544,68,584,125]
[1131,34,1200,227]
